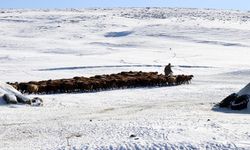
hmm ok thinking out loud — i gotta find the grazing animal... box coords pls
[9,82,19,90]
[186,75,194,84]
[167,76,176,85]
[176,75,185,85]
[37,84,47,94]
[27,84,39,94]
[46,81,61,93]
[62,80,75,93]
[19,82,29,93]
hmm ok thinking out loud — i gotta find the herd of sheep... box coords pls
[8,71,193,94]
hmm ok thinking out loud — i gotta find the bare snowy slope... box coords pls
[0,8,250,149]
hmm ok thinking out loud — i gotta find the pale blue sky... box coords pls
[0,0,249,10]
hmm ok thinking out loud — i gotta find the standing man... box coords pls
[164,63,173,76]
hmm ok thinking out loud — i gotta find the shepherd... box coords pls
[164,63,173,76]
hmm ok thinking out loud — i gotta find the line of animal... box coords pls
[9,71,193,94]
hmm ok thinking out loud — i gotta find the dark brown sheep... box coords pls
[19,82,29,93]
[9,82,19,90]
[27,84,39,94]
[37,84,47,94]
[167,76,176,85]
[61,80,76,93]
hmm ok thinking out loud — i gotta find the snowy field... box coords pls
[0,8,250,149]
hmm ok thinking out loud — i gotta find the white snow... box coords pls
[0,8,250,149]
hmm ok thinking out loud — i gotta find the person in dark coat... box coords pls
[164,63,173,76]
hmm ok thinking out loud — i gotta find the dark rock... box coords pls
[129,134,136,138]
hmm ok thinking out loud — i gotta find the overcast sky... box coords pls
[1,0,249,10]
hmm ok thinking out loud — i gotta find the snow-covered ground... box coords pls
[0,8,250,149]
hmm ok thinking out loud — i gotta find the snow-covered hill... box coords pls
[0,8,250,149]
